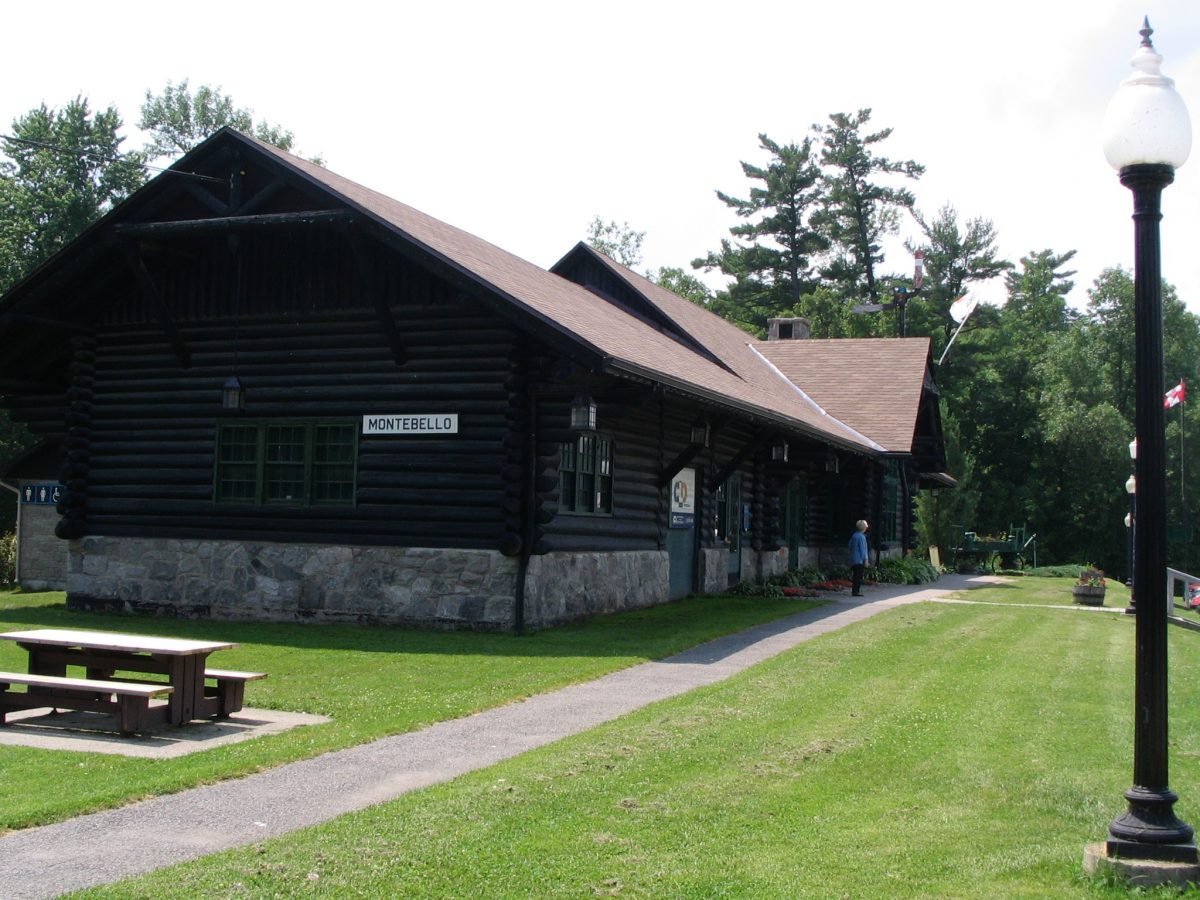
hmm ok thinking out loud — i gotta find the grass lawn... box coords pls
[0,588,825,831]
[74,588,1200,898]
[949,575,1134,608]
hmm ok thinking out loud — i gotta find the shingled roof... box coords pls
[239,133,881,453]
[0,128,940,463]
[753,338,934,454]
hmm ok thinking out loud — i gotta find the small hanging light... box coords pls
[690,417,711,447]
[222,374,244,411]
[569,394,597,432]
[771,436,789,462]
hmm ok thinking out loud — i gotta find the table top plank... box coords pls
[0,629,235,656]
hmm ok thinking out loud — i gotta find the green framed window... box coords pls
[559,433,613,515]
[882,462,901,543]
[215,421,357,506]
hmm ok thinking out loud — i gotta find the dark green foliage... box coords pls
[872,556,938,585]
[139,80,298,160]
[905,205,1012,355]
[0,97,146,292]
[813,109,924,307]
[139,80,321,165]
[0,532,14,585]
[692,133,828,336]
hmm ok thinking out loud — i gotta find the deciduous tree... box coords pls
[0,97,146,292]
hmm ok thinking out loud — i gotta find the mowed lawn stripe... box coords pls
[77,600,1196,899]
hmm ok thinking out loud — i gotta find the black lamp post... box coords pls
[1101,19,1195,863]
[1125,467,1136,613]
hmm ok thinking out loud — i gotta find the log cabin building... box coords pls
[0,128,949,629]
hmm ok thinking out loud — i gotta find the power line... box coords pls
[0,134,226,185]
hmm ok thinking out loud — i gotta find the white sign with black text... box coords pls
[363,414,459,435]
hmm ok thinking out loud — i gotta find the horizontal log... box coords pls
[86,522,500,551]
[112,209,353,238]
[541,533,658,553]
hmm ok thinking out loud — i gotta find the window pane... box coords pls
[559,441,577,511]
[265,425,306,503]
[312,424,356,504]
[216,425,259,502]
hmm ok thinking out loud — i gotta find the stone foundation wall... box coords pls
[524,551,668,627]
[744,547,789,583]
[17,500,67,591]
[701,548,729,594]
[65,537,670,630]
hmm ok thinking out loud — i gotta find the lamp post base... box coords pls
[1107,787,1198,862]
[1085,843,1200,888]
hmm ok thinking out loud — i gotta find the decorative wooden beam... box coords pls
[712,429,775,487]
[657,443,706,489]
[184,182,228,215]
[233,178,287,216]
[112,209,351,239]
[120,243,191,368]
[346,229,408,367]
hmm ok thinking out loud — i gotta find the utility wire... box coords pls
[1,134,227,185]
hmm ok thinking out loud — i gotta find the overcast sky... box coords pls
[3,0,1199,314]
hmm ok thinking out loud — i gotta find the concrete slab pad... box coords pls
[0,707,330,758]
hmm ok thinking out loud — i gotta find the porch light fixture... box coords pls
[771,436,789,462]
[569,394,597,432]
[1098,18,1196,868]
[690,417,711,447]
[221,374,244,411]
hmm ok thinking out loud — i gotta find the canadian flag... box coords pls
[1165,380,1186,408]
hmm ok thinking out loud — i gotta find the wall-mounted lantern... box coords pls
[771,436,789,462]
[690,417,711,447]
[570,394,597,432]
[222,375,244,411]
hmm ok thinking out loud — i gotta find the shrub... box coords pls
[874,556,939,585]
[0,531,14,585]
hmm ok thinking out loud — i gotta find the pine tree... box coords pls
[813,109,923,305]
[692,134,827,335]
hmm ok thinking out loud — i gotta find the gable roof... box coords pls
[752,337,934,453]
[217,133,880,453]
[0,129,938,460]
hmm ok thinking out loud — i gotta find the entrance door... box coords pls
[783,479,806,570]
[716,474,742,586]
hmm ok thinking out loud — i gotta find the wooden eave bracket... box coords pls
[120,242,191,368]
[712,429,775,487]
[657,443,706,490]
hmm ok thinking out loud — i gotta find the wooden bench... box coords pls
[0,671,174,735]
[203,669,267,718]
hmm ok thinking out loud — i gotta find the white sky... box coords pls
[3,0,1199,313]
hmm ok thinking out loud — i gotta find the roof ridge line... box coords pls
[746,343,886,452]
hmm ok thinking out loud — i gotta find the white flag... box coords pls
[949,294,978,324]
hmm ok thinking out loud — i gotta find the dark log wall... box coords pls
[68,230,524,549]
[541,395,666,553]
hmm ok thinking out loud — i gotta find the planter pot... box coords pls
[1073,585,1106,606]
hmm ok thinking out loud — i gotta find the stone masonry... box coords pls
[65,537,670,630]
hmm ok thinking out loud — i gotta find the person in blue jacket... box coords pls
[848,519,869,597]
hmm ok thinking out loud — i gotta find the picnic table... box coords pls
[0,628,265,735]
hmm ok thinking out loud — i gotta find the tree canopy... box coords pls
[0,97,146,292]
[139,80,320,163]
